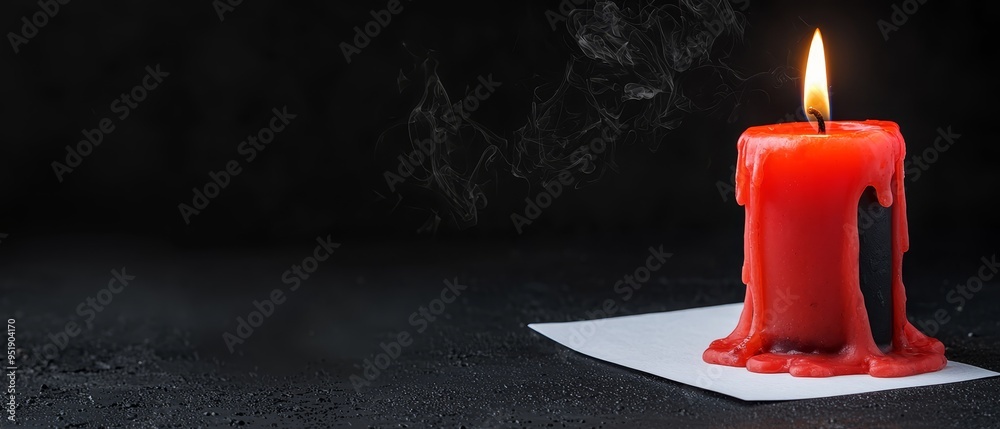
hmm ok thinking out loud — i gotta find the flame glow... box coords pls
[803,28,830,130]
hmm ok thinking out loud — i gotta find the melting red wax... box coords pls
[703,120,947,377]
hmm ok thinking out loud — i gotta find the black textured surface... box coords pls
[4,236,999,428]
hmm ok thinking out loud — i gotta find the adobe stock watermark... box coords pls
[341,0,414,64]
[52,64,169,183]
[715,164,739,204]
[349,278,468,392]
[565,245,672,348]
[544,0,588,31]
[6,0,73,54]
[510,124,626,234]
[21,268,136,366]
[178,106,296,225]
[855,198,890,237]
[6,319,15,423]
[212,0,245,21]
[916,254,998,337]
[674,0,750,69]
[877,0,931,41]
[384,74,502,193]
[904,126,960,183]
[222,235,339,353]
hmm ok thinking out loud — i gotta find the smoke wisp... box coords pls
[380,0,751,233]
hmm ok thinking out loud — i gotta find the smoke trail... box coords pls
[378,57,505,231]
[380,0,750,232]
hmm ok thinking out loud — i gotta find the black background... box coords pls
[1,0,998,426]
[2,0,995,248]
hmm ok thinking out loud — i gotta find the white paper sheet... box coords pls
[528,303,998,401]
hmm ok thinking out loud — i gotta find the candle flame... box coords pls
[803,28,830,131]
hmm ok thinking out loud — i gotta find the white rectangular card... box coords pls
[529,303,998,401]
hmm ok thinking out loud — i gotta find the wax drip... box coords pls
[807,107,826,133]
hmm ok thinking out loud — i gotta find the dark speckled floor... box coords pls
[3,235,998,427]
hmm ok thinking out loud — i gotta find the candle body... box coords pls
[703,121,947,377]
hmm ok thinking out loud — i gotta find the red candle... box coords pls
[703,30,947,377]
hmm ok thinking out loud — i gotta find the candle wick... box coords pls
[807,107,826,133]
